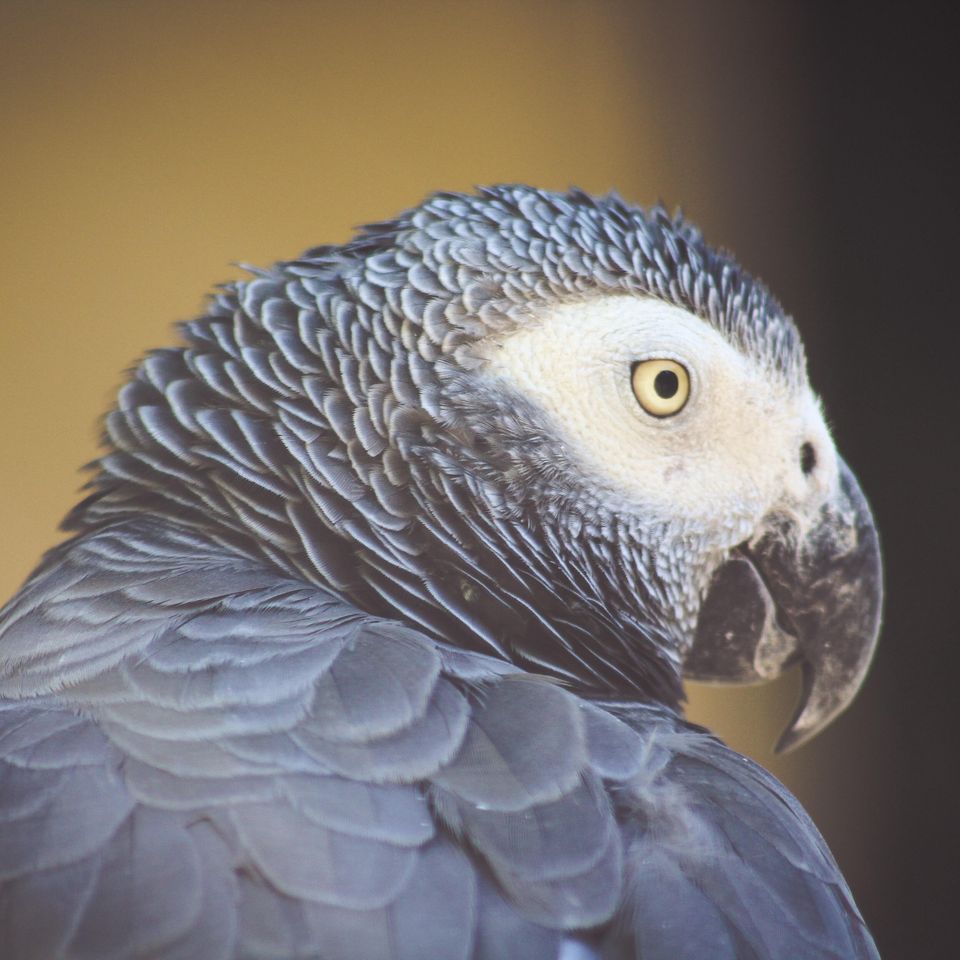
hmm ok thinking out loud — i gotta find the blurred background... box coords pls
[1,2,955,955]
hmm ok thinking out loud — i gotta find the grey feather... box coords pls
[229,800,417,907]
[304,626,440,741]
[291,678,469,782]
[159,822,238,960]
[0,712,133,880]
[68,808,203,960]
[282,775,433,845]
[472,875,561,960]
[0,854,103,960]
[431,677,586,810]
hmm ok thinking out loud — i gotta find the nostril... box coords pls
[800,442,817,476]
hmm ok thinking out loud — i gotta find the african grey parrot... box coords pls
[0,186,882,959]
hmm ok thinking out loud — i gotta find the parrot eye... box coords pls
[631,359,690,417]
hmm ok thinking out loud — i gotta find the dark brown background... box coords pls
[1,3,955,956]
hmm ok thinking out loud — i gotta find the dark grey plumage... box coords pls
[0,186,878,958]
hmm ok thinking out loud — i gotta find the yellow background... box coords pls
[0,0,873,912]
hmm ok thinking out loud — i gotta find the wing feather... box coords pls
[0,519,878,959]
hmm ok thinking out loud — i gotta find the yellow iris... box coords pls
[631,359,690,417]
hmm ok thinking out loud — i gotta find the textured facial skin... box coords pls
[0,185,882,960]
[476,296,836,524]
[475,295,839,633]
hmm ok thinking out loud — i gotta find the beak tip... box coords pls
[773,636,876,754]
[775,693,822,753]
[775,688,844,752]
[774,720,817,754]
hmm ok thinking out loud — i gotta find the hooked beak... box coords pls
[684,459,882,752]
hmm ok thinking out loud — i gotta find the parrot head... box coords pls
[465,288,880,752]
[80,185,882,750]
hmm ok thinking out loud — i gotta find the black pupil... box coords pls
[654,369,679,399]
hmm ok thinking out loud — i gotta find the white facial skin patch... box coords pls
[474,296,838,550]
